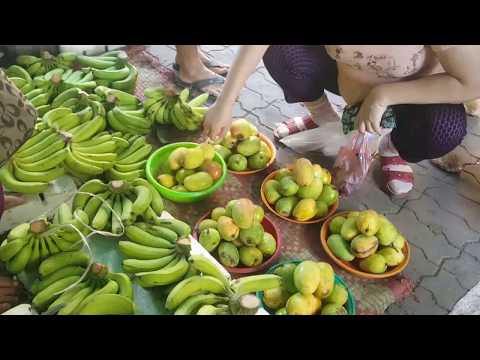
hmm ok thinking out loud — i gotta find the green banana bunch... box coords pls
[31,255,135,314]
[76,51,128,70]
[119,219,194,288]
[5,65,36,96]
[65,131,119,178]
[165,252,283,315]
[0,128,70,194]
[94,85,140,110]
[0,205,90,275]
[107,106,152,135]
[144,87,209,131]
[59,68,97,92]
[106,134,152,180]
[16,51,58,77]
[71,178,165,235]
[111,63,138,94]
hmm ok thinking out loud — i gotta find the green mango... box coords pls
[340,217,359,241]
[264,179,282,205]
[214,144,232,161]
[228,154,248,171]
[175,169,195,185]
[321,303,348,315]
[278,176,299,197]
[273,263,297,293]
[275,196,299,217]
[247,151,269,170]
[218,241,240,267]
[376,218,398,246]
[239,246,263,267]
[327,234,355,261]
[198,219,218,232]
[274,168,292,181]
[211,207,226,221]
[183,172,213,192]
[377,247,405,266]
[258,232,276,257]
[325,284,348,306]
[239,223,265,247]
[359,254,387,274]
[318,185,339,207]
[236,136,261,157]
[199,228,221,252]
[297,177,323,200]
[329,216,346,234]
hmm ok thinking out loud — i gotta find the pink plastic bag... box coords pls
[333,132,377,196]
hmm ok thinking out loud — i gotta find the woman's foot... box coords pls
[273,115,319,139]
[198,48,229,77]
[380,134,414,196]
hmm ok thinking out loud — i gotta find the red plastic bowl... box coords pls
[194,210,282,276]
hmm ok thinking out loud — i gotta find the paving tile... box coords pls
[443,251,480,289]
[405,194,479,249]
[421,269,468,310]
[238,87,270,113]
[424,187,480,233]
[392,286,448,315]
[465,241,480,262]
[387,207,459,266]
[402,243,439,284]
[148,45,177,67]
[201,47,236,66]
[385,303,409,315]
[249,103,289,131]
[201,45,228,52]
[271,101,309,119]
[467,115,480,136]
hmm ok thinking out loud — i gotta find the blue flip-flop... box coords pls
[174,71,225,101]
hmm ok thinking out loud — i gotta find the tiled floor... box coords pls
[149,45,480,315]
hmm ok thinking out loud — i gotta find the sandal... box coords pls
[173,57,230,77]
[431,145,480,174]
[174,72,225,99]
[381,155,414,197]
[273,115,319,139]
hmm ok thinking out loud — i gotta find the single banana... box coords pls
[230,274,283,296]
[135,223,177,244]
[112,106,152,129]
[93,66,130,81]
[0,165,49,194]
[57,284,95,315]
[165,275,227,311]
[107,168,144,181]
[122,254,176,274]
[65,148,104,176]
[31,265,86,295]
[7,223,30,240]
[74,279,119,314]
[118,241,174,260]
[44,236,61,254]
[13,163,64,183]
[91,196,113,231]
[73,179,108,209]
[116,144,152,165]
[82,191,111,220]
[0,238,28,262]
[114,160,147,172]
[76,55,116,69]
[131,186,152,215]
[116,136,146,161]
[51,113,81,131]
[15,148,68,172]
[14,137,65,164]
[125,226,173,249]
[6,65,32,82]
[73,140,117,155]
[136,257,190,288]
[174,293,229,315]
[32,275,82,311]
[38,250,90,277]
[42,107,73,125]
[15,131,60,158]
[69,115,106,143]
[120,194,133,222]
[189,254,230,287]
[47,282,88,312]
[16,55,41,67]
[77,293,135,315]
[107,272,134,300]
[6,237,33,273]
[111,63,138,93]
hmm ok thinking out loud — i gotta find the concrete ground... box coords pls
[149,45,480,315]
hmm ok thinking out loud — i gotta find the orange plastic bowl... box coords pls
[227,133,277,176]
[260,169,339,225]
[194,210,282,276]
[320,211,411,279]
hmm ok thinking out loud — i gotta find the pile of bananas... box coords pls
[0,128,69,194]
[16,51,61,77]
[5,64,34,94]
[31,255,135,315]
[76,51,138,94]
[118,220,193,286]
[0,203,90,274]
[106,133,152,181]
[144,87,209,131]
[165,253,282,315]
[73,178,165,234]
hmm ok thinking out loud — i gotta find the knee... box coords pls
[263,45,327,103]
[392,104,467,163]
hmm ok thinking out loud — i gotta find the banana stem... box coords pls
[230,294,260,315]
[30,219,49,234]
[110,180,129,193]
[90,262,109,279]
[175,237,192,257]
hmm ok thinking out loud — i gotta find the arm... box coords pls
[358,46,480,134]
[203,45,270,139]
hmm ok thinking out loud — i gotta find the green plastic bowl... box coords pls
[146,142,227,204]
[257,259,356,315]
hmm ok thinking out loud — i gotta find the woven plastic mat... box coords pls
[123,45,415,315]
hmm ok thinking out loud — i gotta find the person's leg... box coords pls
[262,46,341,139]
[175,45,224,97]
[380,103,467,196]
[0,276,22,314]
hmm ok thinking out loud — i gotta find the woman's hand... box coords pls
[357,89,388,136]
[202,102,234,142]
[4,194,25,211]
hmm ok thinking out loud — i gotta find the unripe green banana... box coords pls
[114,160,147,172]
[174,293,229,315]
[107,272,134,300]
[6,237,33,273]
[77,293,135,315]
[82,191,111,221]
[0,238,28,262]
[165,275,227,311]
[74,279,119,314]
[14,131,61,158]
[131,179,164,215]
[57,284,95,315]
[118,241,174,260]
[130,185,152,215]
[6,65,32,82]
[38,250,90,277]
[91,196,113,231]
[230,274,283,296]
[135,223,177,244]
[31,265,86,295]
[32,275,82,311]
[15,148,68,172]
[44,236,61,254]
[65,148,104,176]
[73,179,109,210]
[7,223,30,240]
[125,226,174,249]
[122,253,176,274]
[0,165,49,194]
[47,282,88,312]
[108,168,144,181]
[154,218,191,238]
[136,257,190,288]
[15,137,65,164]
[189,254,230,287]
[77,55,116,69]
[15,129,53,155]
